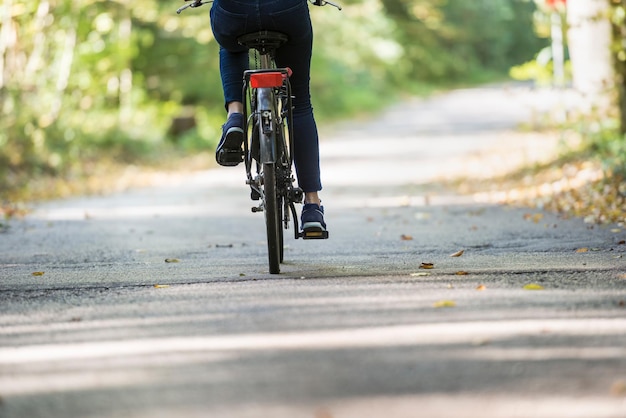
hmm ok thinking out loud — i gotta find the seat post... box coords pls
[259,53,273,69]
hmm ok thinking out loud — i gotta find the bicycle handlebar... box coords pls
[311,0,342,10]
[177,0,210,15]
[177,0,341,14]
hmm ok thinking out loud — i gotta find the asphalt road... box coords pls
[1,84,625,418]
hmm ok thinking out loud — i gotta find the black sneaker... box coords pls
[301,203,327,233]
[216,113,244,166]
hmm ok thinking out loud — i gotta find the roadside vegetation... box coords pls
[502,0,626,225]
[1,0,624,226]
[0,0,542,207]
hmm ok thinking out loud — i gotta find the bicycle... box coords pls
[178,0,339,274]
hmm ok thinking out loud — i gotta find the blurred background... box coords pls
[0,0,624,222]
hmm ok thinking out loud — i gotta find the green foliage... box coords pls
[0,0,547,201]
[379,0,546,83]
[510,46,572,86]
[572,116,626,179]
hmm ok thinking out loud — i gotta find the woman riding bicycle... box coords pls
[210,0,327,234]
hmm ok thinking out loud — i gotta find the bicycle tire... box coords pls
[276,123,288,264]
[279,196,285,263]
[263,162,281,274]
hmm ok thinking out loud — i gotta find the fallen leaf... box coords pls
[239,273,246,277]
[164,258,180,263]
[401,234,413,241]
[618,240,625,245]
[419,262,434,269]
[433,300,456,308]
[523,283,545,290]
[410,272,430,277]
[575,248,588,253]
[32,272,44,276]
[455,271,469,276]
[476,284,487,291]
[619,274,626,279]
[153,284,170,288]
[611,229,622,233]
[450,249,464,257]
[447,284,454,289]
[610,380,626,396]
[524,213,544,223]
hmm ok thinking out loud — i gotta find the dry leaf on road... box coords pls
[523,283,545,290]
[165,258,180,263]
[610,380,626,396]
[524,213,544,223]
[433,300,456,308]
[411,272,430,277]
[32,271,44,276]
[401,234,413,241]
[450,249,464,257]
[455,271,468,275]
[476,284,487,291]
[419,262,434,269]
[576,248,588,253]
[153,284,170,288]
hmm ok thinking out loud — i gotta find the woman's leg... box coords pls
[271,3,323,196]
[211,2,250,109]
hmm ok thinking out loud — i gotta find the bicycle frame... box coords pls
[243,63,298,220]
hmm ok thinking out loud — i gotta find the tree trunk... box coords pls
[118,3,133,126]
[0,0,14,90]
[611,1,626,134]
[566,0,613,113]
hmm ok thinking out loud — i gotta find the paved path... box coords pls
[1,84,625,418]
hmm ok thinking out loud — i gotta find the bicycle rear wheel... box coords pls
[263,162,281,274]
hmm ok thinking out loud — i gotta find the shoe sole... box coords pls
[302,222,326,232]
[216,127,244,166]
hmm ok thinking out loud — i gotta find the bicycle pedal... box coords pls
[217,149,243,166]
[301,229,329,240]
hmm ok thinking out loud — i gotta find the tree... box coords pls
[378,0,544,83]
[610,0,626,134]
[566,0,614,113]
